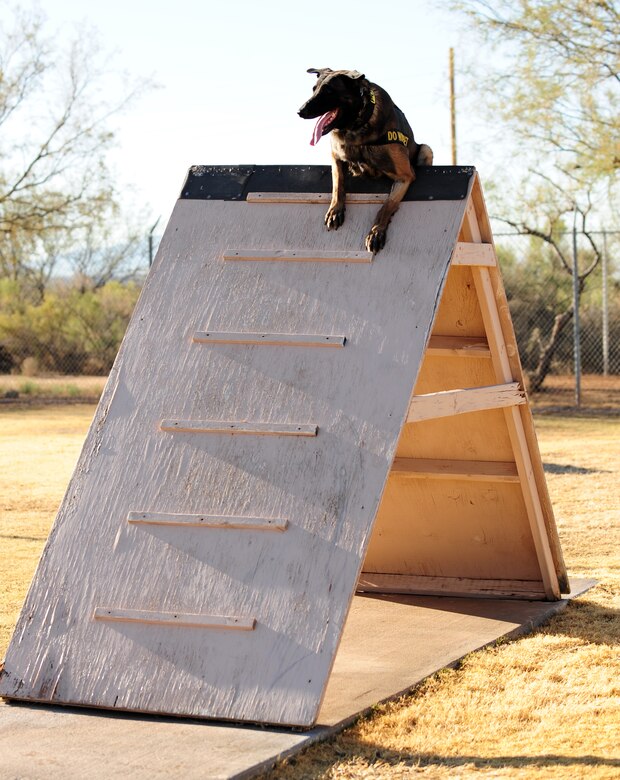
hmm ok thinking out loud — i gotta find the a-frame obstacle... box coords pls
[0,165,568,728]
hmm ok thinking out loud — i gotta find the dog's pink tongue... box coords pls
[310,110,338,146]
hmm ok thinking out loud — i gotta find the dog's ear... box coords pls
[307,68,332,78]
[344,70,365,80]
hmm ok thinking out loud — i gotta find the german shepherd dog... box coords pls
[298,68,433,253]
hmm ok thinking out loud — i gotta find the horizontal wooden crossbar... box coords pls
[426,335,491,358]
[93,608,256,630]
[247,192,386,204]
[407,382,526,423]
[223,249,373,263]
[390,457,520,482]
[127,512,288,531]
[160,420,318,437]
[356,574,547,600]
[451,241,496,267]
[192,331,346,348]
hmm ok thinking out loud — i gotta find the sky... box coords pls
[18,1,483,229]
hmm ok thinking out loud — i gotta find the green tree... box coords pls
[450,0,619,391]
[451,0,620,181]
[0,277,141,374]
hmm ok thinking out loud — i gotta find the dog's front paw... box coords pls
[365,225,386,253]
[325,205,345,231]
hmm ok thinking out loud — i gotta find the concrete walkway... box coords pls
[0,579,594,780]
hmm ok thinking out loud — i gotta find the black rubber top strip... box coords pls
[179,165,475,202]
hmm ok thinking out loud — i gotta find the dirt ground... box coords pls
[0,407,619,778]
[527,374,620,414]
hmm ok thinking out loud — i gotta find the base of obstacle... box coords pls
[0,579,595,780]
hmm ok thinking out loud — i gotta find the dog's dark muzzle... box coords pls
[298,98,320,119]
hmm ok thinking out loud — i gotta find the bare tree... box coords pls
[495,186,603,390]
[0,6,151,291]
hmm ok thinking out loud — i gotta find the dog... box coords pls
[298,68,433,253]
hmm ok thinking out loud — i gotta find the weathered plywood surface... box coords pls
[0,197,467,726]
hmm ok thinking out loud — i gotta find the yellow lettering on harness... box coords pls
[387,130,409,146]
[370,90,376,104]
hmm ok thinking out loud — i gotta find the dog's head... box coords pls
[298,68,366,145]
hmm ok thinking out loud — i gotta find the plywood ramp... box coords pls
[0,165,567,729]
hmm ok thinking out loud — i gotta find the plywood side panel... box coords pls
[363,477,541,581]
[414,354,499,393]
[429,266,486,338]
[394,409,515,461]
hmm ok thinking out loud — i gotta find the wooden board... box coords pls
[0,190,468,727]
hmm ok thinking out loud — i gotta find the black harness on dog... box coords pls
[357,89,411,148]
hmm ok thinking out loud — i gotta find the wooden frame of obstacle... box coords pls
[0,166,567,728]
[360,173,568,601]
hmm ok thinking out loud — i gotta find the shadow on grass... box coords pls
[543,462,610,475]
[0,533,47,543]
[543,598,620,645]
[270,745,620,778]
[344,748,618,771]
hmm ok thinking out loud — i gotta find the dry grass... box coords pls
[264,415,620,779]
[0,406,92,650]
[0,375,106,402]
[1,408,619,778]
[527,374,620,413]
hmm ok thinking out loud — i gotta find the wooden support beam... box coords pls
[127,512,288,531]
[192,331,346,348]
[451,241,496,267]
[93,608,256,631]
[247,192,385,205]
[465,187,562,599]
[357,573,547,600]
[160,420,318,437]
[390,457,519,483]
[407,382,526,423]
[223,249,373,263]
[426,335,491,358]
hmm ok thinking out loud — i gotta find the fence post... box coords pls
[602,231,609,377]
[572,210,581,407]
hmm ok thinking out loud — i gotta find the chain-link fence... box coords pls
[494,228,620,410]
[0,231,155,384]
[1,228,619,409]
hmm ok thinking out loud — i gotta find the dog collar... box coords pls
[351,86,376,129]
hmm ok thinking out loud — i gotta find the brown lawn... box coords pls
[0,406,618,778]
